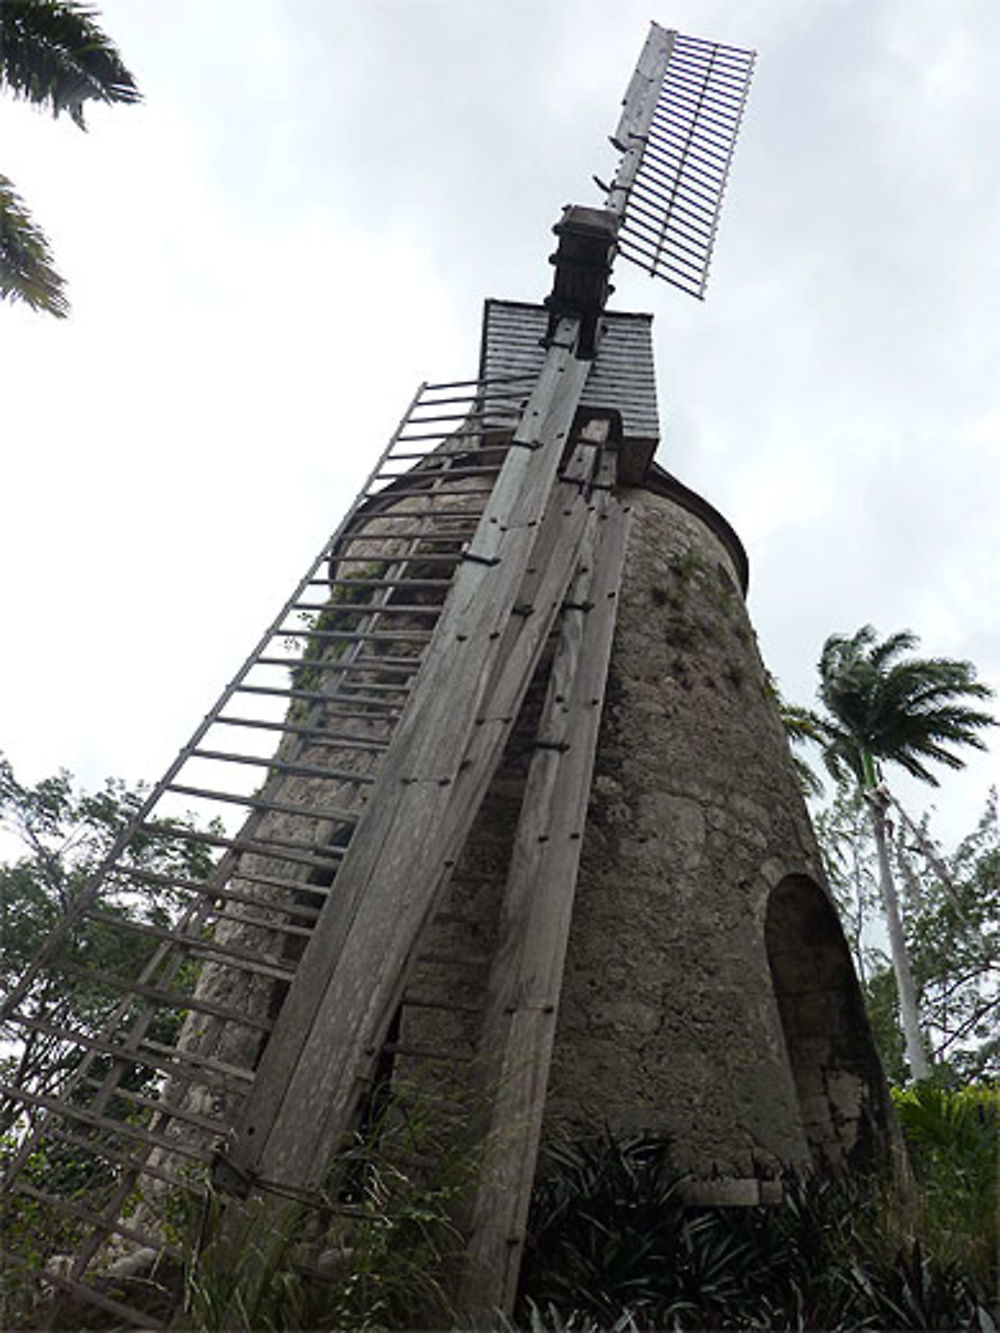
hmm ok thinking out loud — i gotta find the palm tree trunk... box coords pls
[887,792,970,924]
[866,787,929,1080]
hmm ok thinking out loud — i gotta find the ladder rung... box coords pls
[333,552,461,565]
[335,529,476,543]
[0,1077,223,1160]
[165,783,362,825]
[284,602,443,619]
[411,391,524,407]
[79,1076,228,1137]
[12,1179,175,1258]
[278,606,443,627]
[402,994,483,1015]
[213,906,314,938]
[380,1043,473,1063]
[275,627,434,644]
[309,711,400,728]
[341,657,421,673]
[255,655,417,684]
[83,909,300,981]
[6,1013,256,1098]
[0,1243,169,1332]
[375,464,501,479]
[252,663,416,693]
[339,508,484,526]
[321,577,453,590]
[133,824,345,873]
[122,863,333,917]
[233,683,401,708]
[357,485,492,500]
[289,606,443,625]
[54,961,275,1032]
[45,1123,204,1195]
[189,748,378,785]
[213,716,393,747]
[334,682,411,697]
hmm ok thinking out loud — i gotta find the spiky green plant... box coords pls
[515,1131,996,1330]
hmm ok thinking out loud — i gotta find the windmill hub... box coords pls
[544,204,618,358]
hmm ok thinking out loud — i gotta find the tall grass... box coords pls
[172,1078,482,1332]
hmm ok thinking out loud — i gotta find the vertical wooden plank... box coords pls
[459,451,632,1321]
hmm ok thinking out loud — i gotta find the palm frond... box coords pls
[763,674,829,796]
[868,629,919,671]
[0,0,139,128]
[0,174,67,315]
[815,626,996,791]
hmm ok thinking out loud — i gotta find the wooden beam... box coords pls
[226,321,594,1190]
[459,449,632,1321]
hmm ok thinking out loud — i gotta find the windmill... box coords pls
[0,24,898,1328]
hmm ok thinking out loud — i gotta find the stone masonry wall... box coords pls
[544,483,893,1181]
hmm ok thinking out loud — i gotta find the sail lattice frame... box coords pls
[604,25,756,298]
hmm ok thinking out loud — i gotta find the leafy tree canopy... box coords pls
[0,753,215,1129]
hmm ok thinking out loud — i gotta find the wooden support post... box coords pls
[225,320,594,1191]
[459,438,631,1322]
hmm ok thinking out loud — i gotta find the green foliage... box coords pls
[768,670,825,798]
[0,173,68,315]
[0,755,219,1140]
[799,625,995,1082]
[893,1084,998,1286]
[0,1,140,314]
[0,0,139,125]
[515,1133,996,1330]
[816,782,998,1081]
[174,1190,310,1333]
[174,1081,479,1332]
[813,625,995,791]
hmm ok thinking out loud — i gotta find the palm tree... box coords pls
[0,1,139,316]
[811,626,995,1080]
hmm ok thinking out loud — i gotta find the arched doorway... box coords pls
[765,874,890,1171]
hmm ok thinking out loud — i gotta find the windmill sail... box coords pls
[602,24,756,297]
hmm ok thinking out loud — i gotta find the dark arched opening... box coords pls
[765,875,891,1173]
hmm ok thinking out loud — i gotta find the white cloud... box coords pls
[1,0,996,851]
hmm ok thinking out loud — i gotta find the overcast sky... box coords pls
[1,0,996,848]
